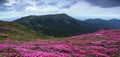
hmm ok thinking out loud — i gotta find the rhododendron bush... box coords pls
[0,29,120,57]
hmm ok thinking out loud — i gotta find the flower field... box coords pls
[0,29,120,57]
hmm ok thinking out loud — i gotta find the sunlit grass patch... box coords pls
[0,34,8,40]
[92,38,108,41]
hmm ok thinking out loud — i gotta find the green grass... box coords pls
[0,21,41,42]
[0,21,62,43]
[92,38,108,41]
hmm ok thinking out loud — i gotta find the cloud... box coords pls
[0,0,12,11]
[0,0,120,20]
[85,0,120,8]
[60,1,120,19]
[43,0,79,8]
[0,5,13,11]
[1,0,120,12]
[0,0,7,5]
[0,0,79,12]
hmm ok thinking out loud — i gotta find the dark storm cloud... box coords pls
[0,0,30,11]
[0,0,80,12]
[0,0,7,5]
[85,0,120,8]
[0,0,11,11]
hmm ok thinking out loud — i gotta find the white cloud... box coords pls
[26,6,39,11]
[4,0,17,6]
[60,1,120,19]
[0,0,120,20]
[25,5,59,12]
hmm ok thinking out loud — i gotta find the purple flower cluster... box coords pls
[0,29,120,57]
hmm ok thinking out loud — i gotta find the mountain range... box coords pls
[13,14,93,37]
[84,19,120,29]
[13,14,120,37]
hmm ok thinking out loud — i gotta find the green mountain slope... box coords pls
[0,21,39,41]
[13,14,94,37]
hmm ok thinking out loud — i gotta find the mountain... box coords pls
[0,21,39,41]
[84,19,120,29]
[13,14,95,37]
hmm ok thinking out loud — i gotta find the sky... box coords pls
[0,0,120,21]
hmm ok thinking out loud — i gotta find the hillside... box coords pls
[0,16,120,57]
[0,21,39,41]
[0,29,119,57]
[84,19,120,29]
[13,14,95,37]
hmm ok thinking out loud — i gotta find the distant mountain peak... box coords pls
[39,13,71,18]
[13,14,91,37]
[49,13,67,15]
